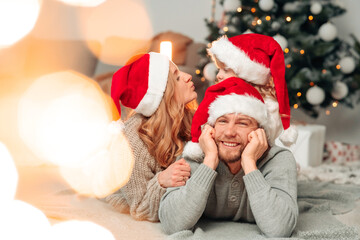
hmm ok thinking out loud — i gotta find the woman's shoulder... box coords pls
[122,114,145,148]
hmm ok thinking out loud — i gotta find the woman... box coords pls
[105,52,198,221]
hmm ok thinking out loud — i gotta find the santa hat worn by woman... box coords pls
[207,33,297,146]
[111,52,170,118]
[183,77,273,160]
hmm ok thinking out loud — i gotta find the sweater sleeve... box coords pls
[243,149,298,238]
[105,151,166,221]
[104,115,166,222]
[159,163,217,235]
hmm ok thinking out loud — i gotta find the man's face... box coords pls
[214,113,258,164]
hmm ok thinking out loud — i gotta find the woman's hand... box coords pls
[158,158,191,188]
[241,128,268,174]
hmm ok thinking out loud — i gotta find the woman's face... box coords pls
[170,62,197,104]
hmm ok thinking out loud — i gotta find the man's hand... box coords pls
[241,128,268,174]
[199,124,219,170]
[158,158,191,188]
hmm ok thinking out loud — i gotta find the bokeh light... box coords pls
[79,0,153,65]
[0,200,51,240]
[18,71,114,168]
[0,142,18,203]
[51,220,115,240]
[58,0,106,7]
[18,71,133,197]
[0,0,41,48]
[59,120,134,198]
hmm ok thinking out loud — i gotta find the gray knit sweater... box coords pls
[159,146,298,238]
[105,114,166,221]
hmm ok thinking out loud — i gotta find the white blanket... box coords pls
[15,165,360,240]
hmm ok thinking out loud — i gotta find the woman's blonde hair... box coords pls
[136,70,197,167]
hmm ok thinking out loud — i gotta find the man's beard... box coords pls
[217,144,244,164]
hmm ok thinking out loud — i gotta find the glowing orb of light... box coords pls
[58,0,106,7]
[51,220,115,240]
[0,142,18,203]
[18,71,115,168]
[60,120,134,198]
[0,0,41,48]
[81,0,153,65]
[0,200,51,240]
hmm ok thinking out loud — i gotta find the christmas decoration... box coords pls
[310,2,322,15]
[306,86,325,105]
[198,0,360,118]
[338,56,356,74]
[203,62,218,82]
[318,22,337,42]
[259,0,274,12]
[223,0,240,12]
[273,34,288,50]
[331,81,348,100]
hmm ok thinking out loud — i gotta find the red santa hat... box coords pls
[183,77,271,160]
[207,33,297,146]
[111,52,170,118]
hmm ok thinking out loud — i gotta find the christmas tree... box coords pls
[198,0,360,118]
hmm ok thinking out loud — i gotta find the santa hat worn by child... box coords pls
[111,52,170,118]
[207,33,297,146]
[183,77,273,160]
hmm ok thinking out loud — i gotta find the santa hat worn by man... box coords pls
[111,52,170,118]
[207,33,297,146]
[183,77,271,160]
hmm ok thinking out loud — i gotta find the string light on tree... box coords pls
[331,81,349,100]
[338,56,356,74]
[319,22,337,42]
[306,85,325,105]
[258,0,274,11]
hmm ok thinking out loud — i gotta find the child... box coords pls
[207,33,297,146]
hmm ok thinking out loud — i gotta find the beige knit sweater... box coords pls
[105,114,166,222]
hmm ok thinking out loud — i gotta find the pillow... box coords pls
[148,31,193,65]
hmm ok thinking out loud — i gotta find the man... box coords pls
[159,78,298,238]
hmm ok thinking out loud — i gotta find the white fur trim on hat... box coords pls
[207,94,268,127]
[182,141,204,162]
[135,52,169,117]
[279,125,298,147]
[208,37,270,85]
[264,97,282,146]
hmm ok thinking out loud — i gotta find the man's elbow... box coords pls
[262,214,297,238]
[160,221,190,235]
